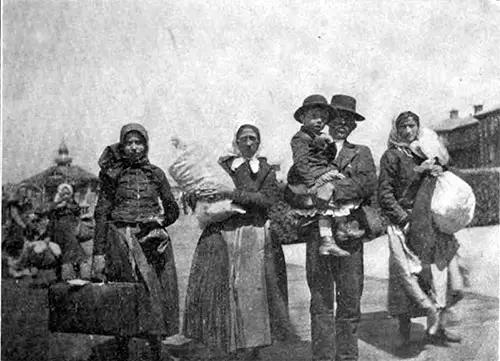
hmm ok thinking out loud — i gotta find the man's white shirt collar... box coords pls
[334,140,345,160]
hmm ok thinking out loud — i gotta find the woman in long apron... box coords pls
[183,124,297,360]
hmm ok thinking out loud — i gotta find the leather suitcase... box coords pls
[48,281,147,336]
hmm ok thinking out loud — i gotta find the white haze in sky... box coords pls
[2,0,500,183]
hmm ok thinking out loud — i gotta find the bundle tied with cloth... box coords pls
[411,127,476,234]
[17,214,62,270]
[169,137,245,228]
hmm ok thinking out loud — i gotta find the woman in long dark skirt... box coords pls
[183,124,297,360]
[92,123,180,361]
[378,111,463,347]
[48,183,86,280]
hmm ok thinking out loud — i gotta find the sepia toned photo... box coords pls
[2,1,499,360]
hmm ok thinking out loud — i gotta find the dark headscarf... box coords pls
[98,123,153,181]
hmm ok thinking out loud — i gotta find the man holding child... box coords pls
[287,94,377,361]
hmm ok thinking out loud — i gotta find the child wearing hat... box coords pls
[286,95,364,257]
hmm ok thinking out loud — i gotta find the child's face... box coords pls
[301,107,329,133]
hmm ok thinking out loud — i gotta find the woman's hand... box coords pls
[197,184,235,198]
[415,159,443,177]
[429,164,444,177]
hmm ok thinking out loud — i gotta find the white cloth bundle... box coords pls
[410,127,450,165]
[169,138,246,228]
[431,171,476,234]
[19,240,62,269]
[410,128,475,233]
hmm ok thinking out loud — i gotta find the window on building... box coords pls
[489,143,496,164]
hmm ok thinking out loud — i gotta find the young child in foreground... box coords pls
[287,95,364,257]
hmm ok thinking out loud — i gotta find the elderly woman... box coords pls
[183,124,296,361]
[49,183,86,280]
[92,123,180,361]
[378,111,462,347]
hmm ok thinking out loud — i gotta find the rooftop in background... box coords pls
[20,141,98,190]
[431,104,500,132]
[432,109,478,132]
[473,103,500,119]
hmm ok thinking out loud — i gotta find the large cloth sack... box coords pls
[431,171,476,234]
[169,138,245,227]
[48,281,148,336]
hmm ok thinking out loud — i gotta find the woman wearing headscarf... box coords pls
[183,124,297,360]
[48,183,86,280]
[91,123,180,361]
[378,111,463,347]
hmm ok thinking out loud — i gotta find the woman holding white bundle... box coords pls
[181,124,297,360]
[378,111,469,347]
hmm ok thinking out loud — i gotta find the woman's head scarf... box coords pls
[98,123,150,172]
[387,111,450,164]
[223,124,263,174]
[53,183,74,203]
[387,111,421,149]
[119,123,149,158]
[56,183,74,197]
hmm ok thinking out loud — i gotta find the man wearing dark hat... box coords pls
[302,94,377,360]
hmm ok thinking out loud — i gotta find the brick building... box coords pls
[432,105,500,169]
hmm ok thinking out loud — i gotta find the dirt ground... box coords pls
[2,216,498,361]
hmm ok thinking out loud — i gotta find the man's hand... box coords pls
[315,182,335,202]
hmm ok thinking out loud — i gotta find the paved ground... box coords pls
[2,216,498,361]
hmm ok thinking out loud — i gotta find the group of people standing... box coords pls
[88,94,464,361]
[3,182,90,280]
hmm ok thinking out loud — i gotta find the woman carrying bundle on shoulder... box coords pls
[378,111,469,347]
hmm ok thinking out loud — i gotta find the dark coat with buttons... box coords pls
[377,147,426,226]
[287,127,336,188]
[93,141,179,255]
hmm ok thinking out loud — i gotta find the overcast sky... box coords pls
[3,0,500,183]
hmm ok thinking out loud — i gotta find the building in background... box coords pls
[432,104,500,169]
[475,106,500,168]
[19,141,99,214]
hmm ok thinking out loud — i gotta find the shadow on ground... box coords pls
[358,310,427,359]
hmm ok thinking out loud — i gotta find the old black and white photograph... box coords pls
[1,0,499,360]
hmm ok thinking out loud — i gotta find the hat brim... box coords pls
[294,103,339,123]
[335,107,365,121]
